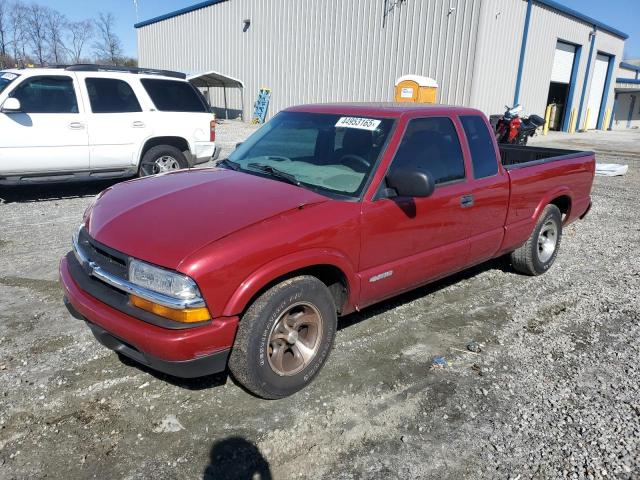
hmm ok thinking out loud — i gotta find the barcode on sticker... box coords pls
[335,117,381,131]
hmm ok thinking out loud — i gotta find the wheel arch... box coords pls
[222,250,359,318]
[138,136,191,165]
[533,187,573,225]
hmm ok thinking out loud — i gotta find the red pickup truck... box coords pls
[60,104,594,398]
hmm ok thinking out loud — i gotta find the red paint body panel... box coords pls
[60,256,238,361]
[59,103,595,369]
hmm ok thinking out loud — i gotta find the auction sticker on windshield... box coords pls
[1,73,17,80]
[335,117,381,131]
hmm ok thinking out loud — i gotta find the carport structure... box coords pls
[188,70,244,120]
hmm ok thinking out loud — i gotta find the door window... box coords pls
[85,78,142,113]
[390,117,465,185]
[10,75,78,113]
[460,115,498,178]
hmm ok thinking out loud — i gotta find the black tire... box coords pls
[511,204,562,276]
[139,145,188,177]
[228,276,337,399]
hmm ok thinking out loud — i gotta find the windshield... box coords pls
[0,72,19,95]
[227,111,395,198]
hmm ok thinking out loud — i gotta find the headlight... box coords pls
[129,259,201,301]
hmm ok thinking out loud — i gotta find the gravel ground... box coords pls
[0,124,638,479]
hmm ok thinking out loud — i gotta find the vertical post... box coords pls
[543,105,552,135]
[583,108,592,131]
[223,85,228,120]
[602,108,611,130]
[576,27,597,130]
[513,0,533,106]
[596,55,616,130]
[569,109,577,133]
[562,43,582,132]
[609,93,619,130]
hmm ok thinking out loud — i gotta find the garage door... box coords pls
[586,54,610,129]
[550,42,576,83]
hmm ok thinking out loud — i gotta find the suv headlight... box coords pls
[129,259,201,300]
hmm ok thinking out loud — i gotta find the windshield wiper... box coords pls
[217,158,240,171]
[247,163,301,186]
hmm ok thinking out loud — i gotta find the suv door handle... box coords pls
[460,194,474,208]
[68,122,85,130]
[132,121,145,128]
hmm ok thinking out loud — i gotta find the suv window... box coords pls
[460,115,498,178]
[85,78,141,113]
[140,79,207,112]
[0,72,19,94]
[391,117,465,185]
[10,75,78,114]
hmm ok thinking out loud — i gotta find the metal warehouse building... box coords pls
[136,0,629,131]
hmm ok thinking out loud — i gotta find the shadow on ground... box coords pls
[0,179,123,203]
[203,436,272,480]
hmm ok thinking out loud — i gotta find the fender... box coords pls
[222,248,360,317]
[532,185,573,224]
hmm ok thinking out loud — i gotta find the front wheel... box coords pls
[139,145,188,177]
[228,276,337,399]
[511,204,562,275]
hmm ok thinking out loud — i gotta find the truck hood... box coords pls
[86,168,329,269]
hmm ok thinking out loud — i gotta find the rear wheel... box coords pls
[511,204,562,275]
[139,145,188,177]
[228,276,337,399]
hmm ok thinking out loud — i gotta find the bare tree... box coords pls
[93,12,122,66]
[25,3,48,65]
[45,7,66,64]
[65,19,92,63]
[0,0,9,66]
[9,1,27,66]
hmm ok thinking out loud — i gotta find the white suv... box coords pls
[0,65,219,184]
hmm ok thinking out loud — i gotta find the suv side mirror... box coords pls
[386,168,435,198]
[1,97,21,112]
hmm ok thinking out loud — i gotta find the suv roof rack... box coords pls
[64,64,186,80]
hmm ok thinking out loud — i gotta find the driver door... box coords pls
[0,74,89,175]
[358,116,472,307]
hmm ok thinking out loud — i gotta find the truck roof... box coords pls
[285,102,486,118]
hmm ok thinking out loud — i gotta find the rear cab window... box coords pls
[390,117,466,186]
[460,115,499,178]
[85,77,142,113]
[140,79,208,112]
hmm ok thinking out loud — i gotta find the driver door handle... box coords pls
[68,122,85,130]
[132,121,145,128]
[460,194,474,208]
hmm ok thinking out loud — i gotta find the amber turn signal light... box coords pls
[130,295,211,323]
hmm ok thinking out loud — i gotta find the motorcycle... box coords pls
[492,105,545,145]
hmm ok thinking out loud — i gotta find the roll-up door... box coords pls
[586,54,610,129]
[550,42,576,84]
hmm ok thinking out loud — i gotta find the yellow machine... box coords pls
[394,75,438,104]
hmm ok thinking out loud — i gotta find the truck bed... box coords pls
[499,144,592,169]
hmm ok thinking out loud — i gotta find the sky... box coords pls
[42,0,640,60]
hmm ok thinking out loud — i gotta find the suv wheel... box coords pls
[511,204,562,275]
[139,145,188,177]
[228,276,338,399]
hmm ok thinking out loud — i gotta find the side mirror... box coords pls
[1,97,21,112]
[386,168,435,198]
